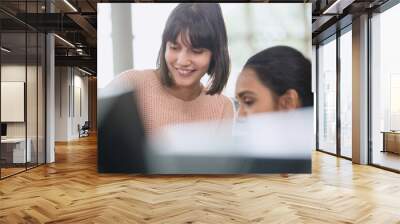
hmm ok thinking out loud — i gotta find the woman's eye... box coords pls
[239,97,255,107]
[168,43,178,50]
[192,48,204,54]
[244,101,254,106]
[242,97,255,106]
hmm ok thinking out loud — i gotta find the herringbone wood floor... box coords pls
[1,135,400,223]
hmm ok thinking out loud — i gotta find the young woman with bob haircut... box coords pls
[108,3,234,135]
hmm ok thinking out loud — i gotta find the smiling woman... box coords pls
[106,3,234,135]
[163,33,212,100]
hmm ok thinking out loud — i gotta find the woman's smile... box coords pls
[165,33,212,88]
[175,67,196,77]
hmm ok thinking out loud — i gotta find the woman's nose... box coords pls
[176,51,191,66]
[238,107,247,118]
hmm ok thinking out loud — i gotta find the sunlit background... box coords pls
[98,3,311,99]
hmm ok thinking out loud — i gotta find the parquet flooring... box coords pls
[1,167,26,178]
[1,135,400,223]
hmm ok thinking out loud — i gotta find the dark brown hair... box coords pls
[157,3,230,95]
[244,46,313,107]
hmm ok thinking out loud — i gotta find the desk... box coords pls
[382,131,400,154]
[1,138,31,163]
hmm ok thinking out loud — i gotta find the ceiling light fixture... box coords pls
[63,0,78,12]
[78,67,92,76]
[76,48,85,55]
[54,34,75,48]
[322,0,354,15]
[1,47,11,53]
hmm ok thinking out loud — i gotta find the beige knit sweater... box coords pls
[107,69,234,135]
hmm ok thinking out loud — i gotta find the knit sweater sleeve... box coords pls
[221,96,234,121]
[103,69,139,94]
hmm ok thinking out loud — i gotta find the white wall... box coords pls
[55,67,89,141]
[1,65,36,138]
[1,65,26,138]
[55,66,69,141]
[1,63,46,164]
[72,73,89,138]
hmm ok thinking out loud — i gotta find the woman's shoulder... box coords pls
[106,69,158,90]
[201,93,234,118]
[117,69,157,83]
[203,92,232,105]
[219,95,235,118]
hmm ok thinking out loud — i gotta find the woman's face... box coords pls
[165,32,212,89]
[235,68,278,117]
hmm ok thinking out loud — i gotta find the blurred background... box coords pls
[98,3,311,98]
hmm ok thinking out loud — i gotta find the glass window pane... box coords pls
[27,31,38,169]
[318,37,337,154]
[340,29,352,158]
[1,31,27,177]
[0,1,46,179]
[38,32,45,165]
[371,3,400,171]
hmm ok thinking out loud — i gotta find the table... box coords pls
[381,131,400,154]
[1,138,31,163]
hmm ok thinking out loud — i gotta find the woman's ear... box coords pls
[277,89,301,111]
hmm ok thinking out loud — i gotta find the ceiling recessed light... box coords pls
[63,0,78,12]
[54,34,75,48]
[322,0,355,15]
[1,47,11,53]
[78,67,92,76]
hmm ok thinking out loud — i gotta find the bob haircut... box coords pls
[244,46,313,107]
[157,3,230,95]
